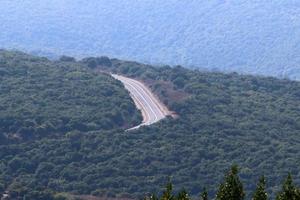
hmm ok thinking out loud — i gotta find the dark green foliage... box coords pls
[86,59,97,69]
[59,56,76,62]
[297,189,300,199]
[253,176,268,200]
[0,51,141,142]
[96,56,112,67]
[7,179,55,200]
[148,181,191,200]
[216,165,245,200]
[82,56,112,69]
[276,174,299,200]
[176,189,190,200]
[200,188,208,200]
[161,180,174,200]
[1,51,300,199]
[149,177,299,200]
[151,195,159,200]
[91,57,300,198]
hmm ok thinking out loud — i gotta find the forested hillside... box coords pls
[1,1,300,79]
[0,50,141,143]
[1,51,299,199]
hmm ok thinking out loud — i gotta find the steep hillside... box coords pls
[1,1,300,79]
[1,52,299,199]
[0,50,141,143]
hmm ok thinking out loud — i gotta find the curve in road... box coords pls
[111,74,172,130]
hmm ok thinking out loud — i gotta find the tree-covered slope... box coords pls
[1,0,300,79]
[1,52,300,199]
[0,50,141,143]
[91,58,300,198]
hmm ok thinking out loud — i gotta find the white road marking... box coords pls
[122,81,152,123]
[111,74,171,130]
[124,79,159,121]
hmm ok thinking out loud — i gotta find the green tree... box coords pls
[149,194,159,200]
[176,189,190,200]
[200,188,208,200]
[296,188,300,199]
[59,55,76,62]
[87,59,97,68]
[161,179,174,200]
[216,165,245,200]
[252,176,268,200]
[96,56,112,67]
[276,173,298,200]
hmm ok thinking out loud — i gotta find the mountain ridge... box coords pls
[1,1,300,80]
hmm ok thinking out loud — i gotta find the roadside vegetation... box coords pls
[0,51,300,199]
[0,51,141,143]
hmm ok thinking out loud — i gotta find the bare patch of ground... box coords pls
[143,79,190,112]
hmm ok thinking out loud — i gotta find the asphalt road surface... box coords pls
[112,74,171,130]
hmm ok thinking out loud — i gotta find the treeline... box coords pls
[149,166,300,200]
[2,165,299,200]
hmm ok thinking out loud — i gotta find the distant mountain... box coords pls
[1,0,300,80]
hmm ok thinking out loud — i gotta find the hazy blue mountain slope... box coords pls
[1,0,300,79]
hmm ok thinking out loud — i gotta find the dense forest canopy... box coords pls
[0,50,141,143]
[0,51,300,200]
[1,1,300,80]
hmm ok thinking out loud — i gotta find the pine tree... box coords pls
[200,188,208,200]
[149,194,159,200]
[176,189,190,200]
[252,176,268,200]
[161,179,174,200]
[216,165,245,200]
[296,188,300,199]
[276,173,298,200]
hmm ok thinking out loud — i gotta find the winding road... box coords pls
[112,74,171,130]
